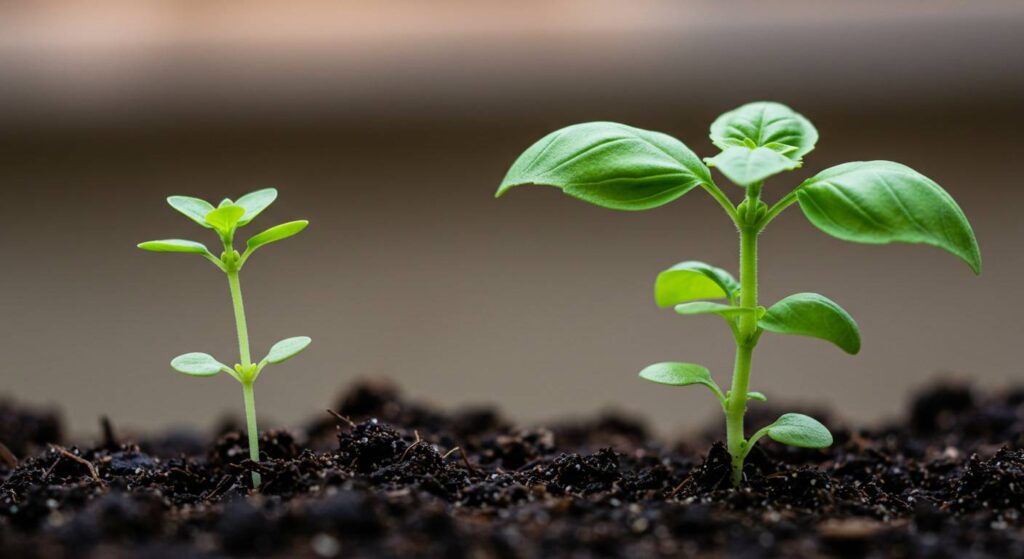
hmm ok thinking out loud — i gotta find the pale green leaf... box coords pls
[638,362,724,402]
[655,261,739,307]
[764,413,833,448]
[759,293,861,354]
[247,220,308,252]
[167,196,215,228]
[796,161,981,274]
[265,336,311,365]
[710,101,818,161]
[497,122,712,210]
[747,391,767,402]
[138,239,211,255]
[204,205,246,233]
[705,146,800,186]
[674,302,761,319]
[235,188,278,226]
[170,352,226,376]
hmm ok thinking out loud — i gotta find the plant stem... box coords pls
[227,271,252,367]
[725,185,762,487]
[241,381,262,488]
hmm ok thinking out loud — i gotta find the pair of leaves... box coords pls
[171,336,312,377]
[168,189,277,230]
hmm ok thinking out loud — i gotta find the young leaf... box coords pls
[638,362,725,402]
[763,413,833,448]
[246,220,309,252]
[167,196,215,228]
[705,146,800,186]
[759,293,861,354]
[747,391,767,401]
[264,336,312,365]
[710,101,818,161]
[497,122,713,210]
[138,239,212,255]
[655,261,739,307]
[170,352,226,376]
[235,188,279,226]
[674,302,761,319]
[796,161,981,274]
[205,205,246,234]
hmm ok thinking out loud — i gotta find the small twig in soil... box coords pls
[0,441,17,469]
[670,475,694,498]
[398,431,423,462]
[441,446,461,460]
[48,445,101,482]
[100,416,119,450]
[326,409,356,428]
[459,447,481,474]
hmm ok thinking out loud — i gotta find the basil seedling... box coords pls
[139,188,311,488]
[497,102,980,486]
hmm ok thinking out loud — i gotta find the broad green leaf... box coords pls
[171,352,226,376]
[265,336,311,364]
[747,391,767,401]
[796,161,981,274]
[674,302,763,319]
[764,413,833,448]
[638,362,724,401]
[205,205,246,234]
[705,146,800,186]
[655,261,739,307]
[759,293,860,354]
[235,188,278,226]
[710,101,818,161]
[138,239,211,255]
[167,196,215,228]
[247,220,308,252]
[497,122,712,210]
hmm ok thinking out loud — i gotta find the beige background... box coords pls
[1,1,1022,438]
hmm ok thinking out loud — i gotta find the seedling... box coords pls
[497,102,980,486]
[139,188,311,488]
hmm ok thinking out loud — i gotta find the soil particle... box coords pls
[3,380,1024,558]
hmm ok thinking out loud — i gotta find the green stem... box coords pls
[725,184,762,487]
[227,271,252,367]
[241,381,262,488]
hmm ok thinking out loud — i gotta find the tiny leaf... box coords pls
[655,261,739,307]
[265,336,312,365]
[235,188,278,226]
[764,413,833,448]
[710,101,819,161]
[705,146,800,186]
[170,352,225,376]
[638,362,724,401]
[747,391,767,402]
[796,161,981,274]
[205,205,246,233]
[497,122,712,210]
[760,293,861,354]
[247,220,309,252]
[167,196,215,228]
[674,302,760,319]
[138,239,211,255]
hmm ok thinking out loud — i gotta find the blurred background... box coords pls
[1,1,1022,438]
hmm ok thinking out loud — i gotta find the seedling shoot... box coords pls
[497,102,980,486]
[139,188,311,488]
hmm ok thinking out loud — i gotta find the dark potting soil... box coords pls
[2,381,1024,558]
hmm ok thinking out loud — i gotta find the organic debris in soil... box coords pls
[1,381,1024,558]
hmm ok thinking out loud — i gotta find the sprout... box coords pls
[140,188,311,489]
[496,102,980,486]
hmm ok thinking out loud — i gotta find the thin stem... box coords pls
[227,271,252,367]
[759,188,800,228]
[700,181,740,226]
[241,381,262,488]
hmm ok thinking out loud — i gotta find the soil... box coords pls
[2,380,1023,558]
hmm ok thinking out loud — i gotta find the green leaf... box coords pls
[759,293,861,354]
[747,391,767,402]
[655,261,739,307]
[167,196,215,228]
[638,362,724,402]
[138,239,211,255]
[710,101,818,161]
[764,413,833,448]
[497,122,712,210]
[264,336,311,365]
[247,220,308,252]
[796,161,981,274]
[204,205,246,234]
[170,352,226,376]
[674,302,762,319]
[235,188,278,226]
[705,146,800,186]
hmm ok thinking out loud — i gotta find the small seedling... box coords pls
[139,188,311,488]
[497,102,980,486]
